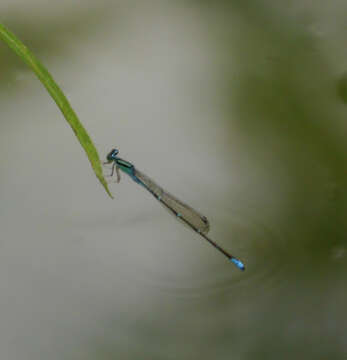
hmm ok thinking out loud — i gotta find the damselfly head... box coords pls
[106,148,119,162]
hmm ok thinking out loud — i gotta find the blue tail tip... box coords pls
[230,258,245,271]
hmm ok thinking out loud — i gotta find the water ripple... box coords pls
[129,210,289,299]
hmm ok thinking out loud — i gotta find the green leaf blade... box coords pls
[0,23,113,198]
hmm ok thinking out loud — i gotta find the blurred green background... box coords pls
[0,1,346,359]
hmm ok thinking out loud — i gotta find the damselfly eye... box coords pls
[106,148,119,161]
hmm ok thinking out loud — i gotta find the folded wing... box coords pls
[134,168,210,234]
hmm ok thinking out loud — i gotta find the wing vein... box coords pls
[134,168,210,234]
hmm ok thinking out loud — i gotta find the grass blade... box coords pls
[0,23,113,198]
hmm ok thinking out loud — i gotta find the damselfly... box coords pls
[104,148,245,271]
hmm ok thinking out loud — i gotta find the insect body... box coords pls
[105,148,245,271]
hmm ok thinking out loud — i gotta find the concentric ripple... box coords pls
[126,208,290,299]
